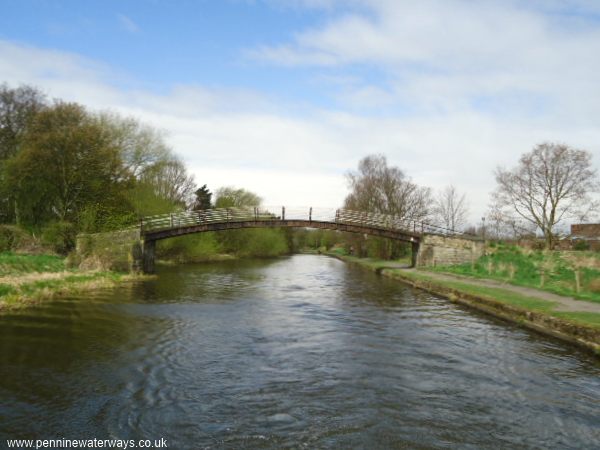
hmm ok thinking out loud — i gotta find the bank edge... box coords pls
[328,254,600,357]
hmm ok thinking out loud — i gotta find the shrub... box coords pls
[41,221,77,255]
[573,240,591,251]
[0,225,36,252]
[157,233,223,262]
[236,229,288,258]
[64,251,82,269]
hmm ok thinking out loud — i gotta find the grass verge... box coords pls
[0,271,151,310]
[0,252,65,275]
[0,252,152,311]
[328,252,411,270]
[390,270,559,313]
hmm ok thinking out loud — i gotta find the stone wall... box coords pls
[416,234,484,267]
[571,223,600,238]
[570,224,600,251]
[75,228,142,272]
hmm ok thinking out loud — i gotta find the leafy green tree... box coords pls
[0,84,47,223]
[6,101,130,227]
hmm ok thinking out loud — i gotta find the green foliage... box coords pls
[0,84,47,223]
[126,181,181,217]
[551,311,600,329]
[329,246,348,256]
[0,268,131,309]
[294,229,344,252]
[236,229,288,257]
[0,84,46,160]
[0,252,64,275]
[157,229,290,261]
[0,225,36,252]
[157,233,223,262]
[392,269,559,311]
[216,228,289,258]
[6,102,131,226]
[0,85,203,240]
[0,283,16,296]
[41,221,77,255]
[345,235,409,260]
[192,184,212,210]
[78,203,137,233]
[18,272,113,294]
[573,240,591,251]
[214,187,261,208]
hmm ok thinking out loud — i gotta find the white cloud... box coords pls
[117,14,140,34]
[251,0,600,125]
[2,1,600,228]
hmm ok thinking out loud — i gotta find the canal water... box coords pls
[1,255,599,449]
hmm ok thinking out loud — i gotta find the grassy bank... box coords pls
[430,244,600,303]
[0,251,148,311]
[0,252,65,275]
[329,253,600,354]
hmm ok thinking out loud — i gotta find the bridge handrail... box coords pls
[139,206,474,238]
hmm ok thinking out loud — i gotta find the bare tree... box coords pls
[345,154,431,221]
[493,142,599,249]
[344,154,431,259]
[433,185,469,231]
[486,200,537,241]
[140,157,196,208]
[97,113,170,179]
[214,187,262,208]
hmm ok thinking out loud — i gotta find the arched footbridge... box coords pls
[136,207,484,273]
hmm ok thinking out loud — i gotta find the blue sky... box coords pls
[1,0,600,223]
[1,1,345,103]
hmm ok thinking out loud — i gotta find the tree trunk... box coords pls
[545,231,553,250]
[14,198,20,226]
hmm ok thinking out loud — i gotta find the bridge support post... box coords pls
[411,241,419,268]
[142,239,156,274]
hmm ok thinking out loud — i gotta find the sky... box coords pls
[1,0,600,225]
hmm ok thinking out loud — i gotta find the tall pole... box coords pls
[481,217,486,240]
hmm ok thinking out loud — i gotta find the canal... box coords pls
[1,255,599,448]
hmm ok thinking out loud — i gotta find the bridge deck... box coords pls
[140,207,470,243]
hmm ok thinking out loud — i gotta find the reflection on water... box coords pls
[1,255,599,448]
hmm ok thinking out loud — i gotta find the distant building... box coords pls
[571,224,600,250]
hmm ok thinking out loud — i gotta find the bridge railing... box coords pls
[140,206,472,238]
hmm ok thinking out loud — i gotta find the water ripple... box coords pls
[1,255,599,448]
